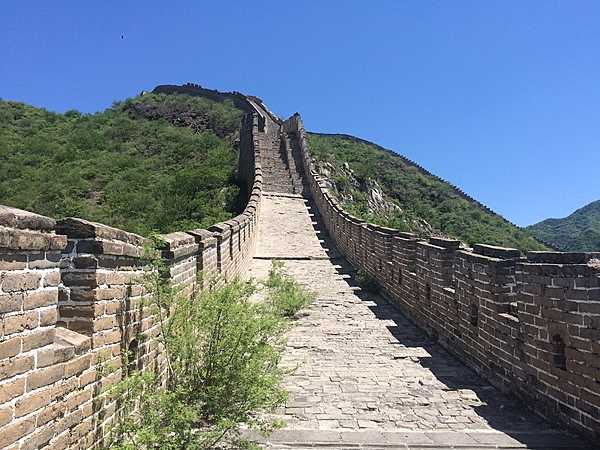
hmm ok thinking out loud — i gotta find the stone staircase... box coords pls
[261,126,304,195]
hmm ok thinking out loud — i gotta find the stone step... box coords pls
[263,178,293,185]
[244,429,593,450]
[263,187,295,194]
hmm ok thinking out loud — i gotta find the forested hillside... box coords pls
[1,90,553,252]
[307,133,547,252]
[0,93,244,235]
[528,200,600,251]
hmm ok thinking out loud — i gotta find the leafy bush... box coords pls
[105,277,287,449]
[265,261,314,318]
[104,256,317,449]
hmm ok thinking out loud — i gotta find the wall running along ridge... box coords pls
[308,132,554,248]
[0,91,268,449]
[1,87,599,448]
[284,113,600,442]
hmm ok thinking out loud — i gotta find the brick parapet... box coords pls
[0,88,267,449]
[0,207,99,450]
[285,112,600,441]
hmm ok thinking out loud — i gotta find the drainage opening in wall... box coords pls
[469,303,478,327]
[398,268,403,286]
[551,334,566,370]
[127,338,140,375]
[425,283,431,301]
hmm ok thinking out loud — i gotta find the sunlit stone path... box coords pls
[244,193,589,449]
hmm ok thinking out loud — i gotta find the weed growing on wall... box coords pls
[103,256,314,449]
[264,261,314,318]
[355,269,380,293]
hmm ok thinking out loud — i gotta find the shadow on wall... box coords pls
[325,241,590,449]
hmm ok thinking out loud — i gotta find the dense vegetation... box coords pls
[0,93,244,235]
[105,248,313,450]
[527,200,600,251]
[307,134,547,252]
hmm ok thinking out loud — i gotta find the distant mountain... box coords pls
[527,200,600,252]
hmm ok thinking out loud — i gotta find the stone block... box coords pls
[0,272,41,292]
[23,289,57,310]
[0,252,27,270]
[0,377,25,404]
[15,385,54,417]
[21,328,55,352]
[26,364,64,391]
[0,293,23,314]
[0,417,35,449]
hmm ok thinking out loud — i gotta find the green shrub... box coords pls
[355,269,379,293]
[103,248,289,449]
[307,134,547,252]
[265,261,314,318]
[104,252,320,449]
[0,94,243,236]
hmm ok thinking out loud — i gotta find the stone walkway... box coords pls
[245,194,591,449]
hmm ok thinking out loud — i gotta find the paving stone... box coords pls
[340,430,386,443]
[425,431,478,445]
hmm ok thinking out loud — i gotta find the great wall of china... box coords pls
[0,84,598,449]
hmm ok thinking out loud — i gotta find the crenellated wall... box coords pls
[0,92,267,449]
[285,113,600,441]
[2,89,599,448]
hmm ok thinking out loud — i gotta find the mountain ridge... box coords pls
[528,200,600,251]
[310,131,524,231]
[307,133,547,251]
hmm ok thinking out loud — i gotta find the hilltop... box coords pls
[527,200,600,251]
[308,133,547,252]
[1,87,548,251]
[0,93,244,235]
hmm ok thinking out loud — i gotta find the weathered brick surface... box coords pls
[286,112,600,442]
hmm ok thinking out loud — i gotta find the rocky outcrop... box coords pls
[314,159,440,239]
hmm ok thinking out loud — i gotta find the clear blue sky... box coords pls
[2,1,599,226]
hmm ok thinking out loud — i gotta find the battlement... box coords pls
[285,113,600,441]
[0,95,268,449]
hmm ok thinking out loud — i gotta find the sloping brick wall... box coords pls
[0,95,266,449]
[285,113,600,441]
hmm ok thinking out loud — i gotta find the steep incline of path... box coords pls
[244,112,589,449]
